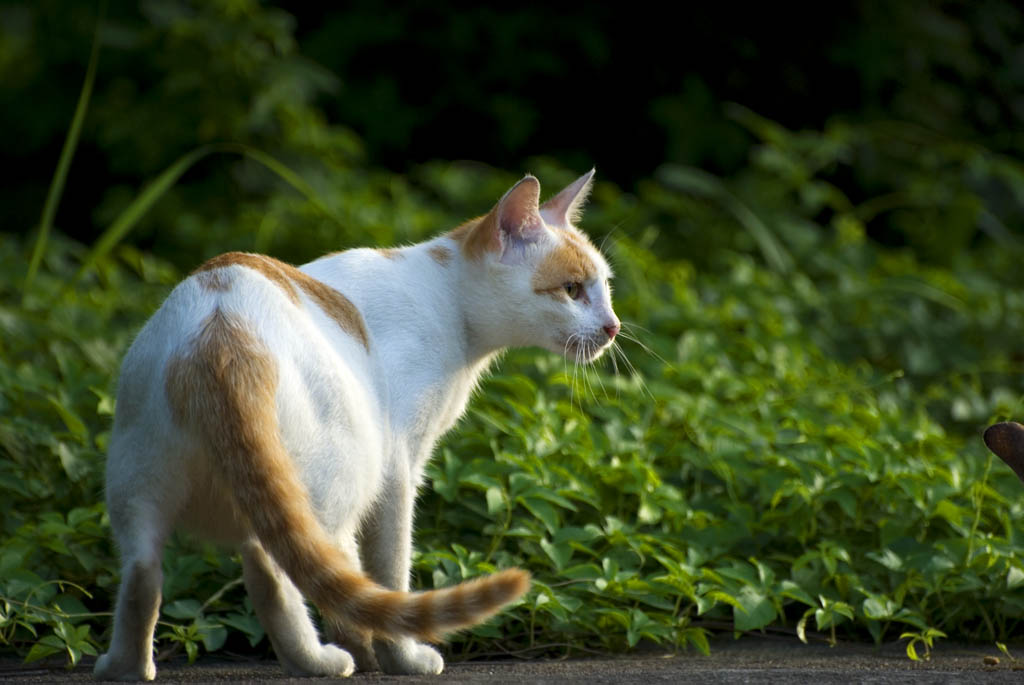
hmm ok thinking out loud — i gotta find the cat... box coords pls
[93,170,621,680]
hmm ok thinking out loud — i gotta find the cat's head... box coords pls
[453,170,620,362]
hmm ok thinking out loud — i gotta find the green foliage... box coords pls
[900,627,947,662]
[4,0,1024,671]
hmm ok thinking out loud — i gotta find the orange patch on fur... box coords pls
[531,236,597,294]
[193,252,369,351]
[194,253,300,303]
[448,214,500,260]
[428,245,453,266]
[289,270,370,351]
[376,248,403,260]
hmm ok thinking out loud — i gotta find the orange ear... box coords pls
[984,422,1024,483]
[456,175,547,262]
[540,168,595,228]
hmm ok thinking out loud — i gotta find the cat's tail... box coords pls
[166,309,529,641]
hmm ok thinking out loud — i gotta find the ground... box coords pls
[3,637,1021,684]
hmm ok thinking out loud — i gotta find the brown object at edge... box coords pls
[983,422,1024,483]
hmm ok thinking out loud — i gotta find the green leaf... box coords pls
[47,398,88,441]
[539,538,572,571]
[901,634,920,662]
[796,612,809,644]
[163,599,202,620]
[23,641,62,664]
[219,613,265,647]
[683,626,711,655]
[196,620,227,652]
[862,595,897,621]
[518,496,560,534]
[733,586,777,632]
[486,487,505,515]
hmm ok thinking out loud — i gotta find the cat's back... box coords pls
[116,252,377,442]
[128,252,368,365]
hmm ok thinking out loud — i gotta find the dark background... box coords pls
[3,0,1023,254]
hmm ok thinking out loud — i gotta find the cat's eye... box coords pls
[564,282,582,300]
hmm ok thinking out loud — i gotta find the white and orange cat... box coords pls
[94,171,620,680]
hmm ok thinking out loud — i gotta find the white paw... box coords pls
[375,639,444,675]
[280,644,355,678]
[93,652,156,681]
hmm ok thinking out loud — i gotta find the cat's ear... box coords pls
[459,175,547,262]
[490,175,546,263]
[540,168,595,228]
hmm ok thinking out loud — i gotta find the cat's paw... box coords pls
[93,652,156,681]
[325,625,379,672]
[374,639,444,675]
[280,644,355,678]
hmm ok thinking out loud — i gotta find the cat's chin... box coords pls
[560,336,611,364]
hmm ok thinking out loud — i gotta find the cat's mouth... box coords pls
[562,334,612,363]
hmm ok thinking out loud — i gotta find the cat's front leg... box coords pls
[361,474,444,676]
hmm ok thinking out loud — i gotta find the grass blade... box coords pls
[219,142,342,224]
[68,145,217,290]
[65,142,343,292]
[24,2,105,296]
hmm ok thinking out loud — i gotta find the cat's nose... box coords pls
[603,323,620,340]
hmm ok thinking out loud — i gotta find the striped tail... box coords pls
[165,309,530,640]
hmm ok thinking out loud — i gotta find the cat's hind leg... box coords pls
[323,535,379,672]
[93,504,168,681]
[361,476,444,676]
[240,540,355,677]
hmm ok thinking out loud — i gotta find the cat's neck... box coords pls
[302,238,500,460]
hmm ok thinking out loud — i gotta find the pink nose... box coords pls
[604,323,620,340]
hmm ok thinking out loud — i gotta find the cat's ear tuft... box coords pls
[494,175,546,262]
[540,168,595,228]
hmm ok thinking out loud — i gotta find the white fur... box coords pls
[94,172,618,680]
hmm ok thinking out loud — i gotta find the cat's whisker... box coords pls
[590,344,610,403]
[580,355,593,403]
[617,327,672,368]
[610,338,652,400]
[610,342,625,401]
[562,335,573,396]
[618,323,661,351]
[566,333,582,412]
[581,344,594,405]
[620,321,654,335]
[575,339,587,409]
[600,213,640,252]
[598,226,620,255]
